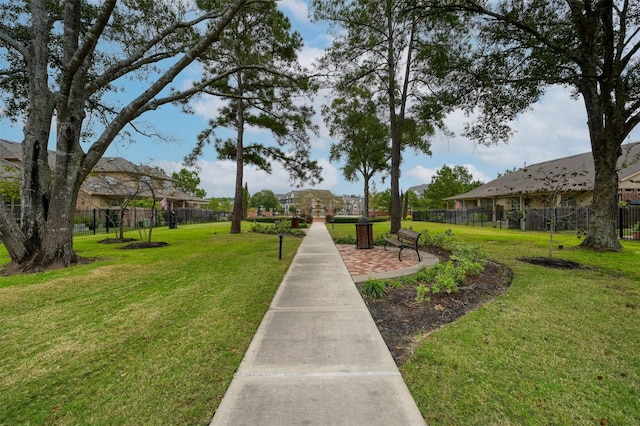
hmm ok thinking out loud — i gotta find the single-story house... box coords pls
[446,142,640,220]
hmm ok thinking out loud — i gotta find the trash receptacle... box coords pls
[169,210,177,229]
[355,217,373,249]
[290,215,300,229]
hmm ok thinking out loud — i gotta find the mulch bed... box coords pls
[120,241,168,249]
[361,250,514,366]
[517,257,583,269]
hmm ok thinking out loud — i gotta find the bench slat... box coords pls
[383,228,422,261]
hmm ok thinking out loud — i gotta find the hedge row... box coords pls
[328,216,390,224]
[249,216,308,224]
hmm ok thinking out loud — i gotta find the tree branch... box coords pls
[83,0,249,173]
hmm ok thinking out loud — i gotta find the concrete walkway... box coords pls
[210,222,426,425]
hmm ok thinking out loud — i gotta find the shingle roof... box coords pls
[448,142,640,200]
[0,139,208,203]
[408,184,429,197]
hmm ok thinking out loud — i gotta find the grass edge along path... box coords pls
[0,222,301,425]
[328,221,640,425]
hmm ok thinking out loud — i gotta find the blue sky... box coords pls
[1,0,639,198]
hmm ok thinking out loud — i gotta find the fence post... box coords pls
[93,209,97,235]
[619,206,624,239]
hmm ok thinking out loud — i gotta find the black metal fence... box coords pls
[413,206,640,240]
[412,207,499,227]
[70,208,230,236]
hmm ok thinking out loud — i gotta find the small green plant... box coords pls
[373,234,388,246]
[450,243,487,276]
[414,267,431,283]
[413,241,487,301]
[422,229,456,251]
[360,278,387,299]
[416,284,431,302]
[431,261,464,294]
[633,222,640,231]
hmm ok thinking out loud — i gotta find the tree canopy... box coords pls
[186,0,319,233]
[172,168,206,199]
[421,165,484,209]
[0,0,249,271]
[322,86,390,217]
[250,189,281,212]
[312,0,462,231]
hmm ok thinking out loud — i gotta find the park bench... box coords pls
[383,228,422,261]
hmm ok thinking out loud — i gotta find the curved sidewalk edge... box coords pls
[210,222,426,426]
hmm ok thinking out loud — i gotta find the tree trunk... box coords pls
[386,1,402,233]
[580,136,622,250]
[0,198,31,263]
[231,78,245,234]
[363,175,370,218]
[577,13,624,253]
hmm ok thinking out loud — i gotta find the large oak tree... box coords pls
[440,0,640,251]
[0,0,248,271]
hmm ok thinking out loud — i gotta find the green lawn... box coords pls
[2,221,639,424]
[0,223,300,425]
[330,221,640,425]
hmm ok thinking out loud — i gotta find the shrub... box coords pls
[422,229,456,251]
[412,235,488,301]
[330,216,389,224]
[74,215,94,230]
[360,278,387,299]
[250,221,305,237]
[451,243,487,276]
[335,235,356,245]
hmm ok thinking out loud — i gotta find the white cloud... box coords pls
[298,45,325,70]
[312,158,340,188]
[406,165,439,183]
[278,0,311,24]
[460,163,492,183]
[191,93,227,122]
